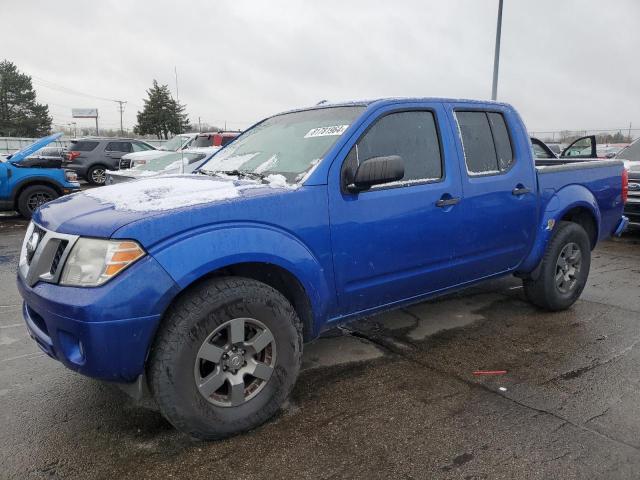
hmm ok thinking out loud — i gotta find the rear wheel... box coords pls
[148,277,303,440]
[87,165,107,185]
[16,185,58,219]
[523,221,591,311]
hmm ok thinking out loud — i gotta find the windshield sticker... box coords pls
[304,125,349,138]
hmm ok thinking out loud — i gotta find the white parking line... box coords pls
[0,323,24,329]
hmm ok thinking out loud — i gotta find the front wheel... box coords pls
[523,221,591,311]
[16,185,58,219]
[148,277,303,440]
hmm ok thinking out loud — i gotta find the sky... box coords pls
[3,0,639,137]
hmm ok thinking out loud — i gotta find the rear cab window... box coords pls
[455,111,514,175]
[69,141,99,152]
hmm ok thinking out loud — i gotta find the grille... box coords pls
[119,158,131,169]
[50,240,69,275]
[19,223,78,287]
[27,225,46,265]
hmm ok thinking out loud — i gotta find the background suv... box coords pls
[64,138,155,184]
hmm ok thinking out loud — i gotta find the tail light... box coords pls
[65,151,80,162]
[622,167,629,204]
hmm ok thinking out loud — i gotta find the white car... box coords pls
[119,133,199,169]
[106,148,219,185]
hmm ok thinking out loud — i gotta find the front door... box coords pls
[328,104,465,315]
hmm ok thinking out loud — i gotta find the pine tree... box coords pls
[0,60,52,136]
[134,80,191,139]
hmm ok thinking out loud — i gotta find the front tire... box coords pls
[16,185,58,219]
[87,165,107,185]
[523,221,591,311]
[148,277,303,440]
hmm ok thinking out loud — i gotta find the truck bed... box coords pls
[536,159,625,241]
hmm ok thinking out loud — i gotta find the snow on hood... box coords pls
[84,174,295,212]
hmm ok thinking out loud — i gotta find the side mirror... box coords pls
[347,155,404,192]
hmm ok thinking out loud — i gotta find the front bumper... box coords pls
[18,255,180,382]
[624,197,640,226]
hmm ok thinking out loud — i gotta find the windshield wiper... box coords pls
[201,169,267,181]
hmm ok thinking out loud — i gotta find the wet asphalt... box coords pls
[1,214,640,479]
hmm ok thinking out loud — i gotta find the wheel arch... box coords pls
[148,224,335,342]
[12,179,63,209]
[517,186,601,275]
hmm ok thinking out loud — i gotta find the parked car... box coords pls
[189,131,240,151]
[118,133,199,169]
[107,150,216,184]
[20,146,66,168]
[626,164,640,227]
[18,98,628,439]
[1,133,80,218]
[614,137,640,170]
[531,136,600,165]
[63,138,155,185]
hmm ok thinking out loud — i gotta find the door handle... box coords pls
[436,197,461,208]
[512,186,531,196]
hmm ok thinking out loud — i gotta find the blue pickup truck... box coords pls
[17,98,628,439]
[1,133,80,218]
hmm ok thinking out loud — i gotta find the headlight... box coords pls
[64,170,78,182]
[60,238,145,287]
[132,159,147,167]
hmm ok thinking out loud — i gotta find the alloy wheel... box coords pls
[194,317,276,407]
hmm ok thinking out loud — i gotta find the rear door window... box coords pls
[69,141,99,152]
[455,111,514,175]
[106,142,132,152]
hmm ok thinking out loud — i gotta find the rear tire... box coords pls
[16,185,58,219]
[523,221,591,311]
[148,277,303,440]
[87,165,107,185]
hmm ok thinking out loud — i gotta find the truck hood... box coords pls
[33,174,296,238]
[7,132,62,164]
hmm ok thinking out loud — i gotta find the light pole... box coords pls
[491,0,504,101]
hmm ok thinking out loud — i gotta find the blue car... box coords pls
[1,133,80,218]
[17,98,628,439]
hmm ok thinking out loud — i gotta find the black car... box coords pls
[20,146,66,168]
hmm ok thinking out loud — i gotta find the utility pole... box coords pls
[198,117,202,133]
[115,100,127,136]
[629,122,633,141]
[491,0,504,101]
[95,110,99,136]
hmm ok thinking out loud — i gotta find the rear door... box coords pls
[447,105,538,280]
[328,103,466,314]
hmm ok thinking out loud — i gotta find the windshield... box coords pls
[134,152,204,171]
[159,135,189,151]
[200,106,365,182]
[616,140,640,162]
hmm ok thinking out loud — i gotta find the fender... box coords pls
[517,184,600,274]
[10,175,65,199]
[148,222,334,333]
